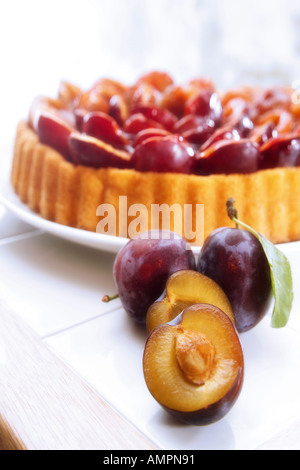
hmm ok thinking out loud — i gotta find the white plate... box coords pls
[0,181,129,253]
[1,180,299,256]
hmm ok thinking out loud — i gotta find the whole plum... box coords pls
[198,227,272,333]
[113,231,196,324]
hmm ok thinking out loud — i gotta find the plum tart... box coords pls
[11,71,300,244]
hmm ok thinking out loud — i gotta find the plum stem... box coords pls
[226,197,259,237]
[226,197,240,228]
[102,293,119,303]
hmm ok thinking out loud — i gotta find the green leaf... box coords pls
[255,234,294,328]
[230,216,294,329]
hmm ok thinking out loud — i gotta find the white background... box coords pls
[1,0,300,143]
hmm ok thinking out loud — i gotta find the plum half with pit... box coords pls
[198,227,273,333]
[146,270,235,333]
[143,303,244,426]
[113,231,196,324]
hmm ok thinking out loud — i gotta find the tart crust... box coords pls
[11,120,300,245]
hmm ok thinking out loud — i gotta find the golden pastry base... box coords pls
[10,121,300,245]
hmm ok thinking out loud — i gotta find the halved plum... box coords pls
[69,132,132,168]
[146,270,235,333]
[143,304,244,426]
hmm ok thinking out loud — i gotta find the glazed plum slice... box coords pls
[253,87,292,117]
[123,113,164,134]
[130,105,177,132]
[58,80,82,108]
[82,111,129,148]
[108,94,128,126]
[250,122,277,147]
[143,304,244,426]
[132,135,195,174]
[173,115,217,145]
[235,115,254,137]
[29,95,75,127]
[136,71,174,93]
[159,84,189,118]
[199,126,241,151]
[33,110,75,161]
[133,128,170,147]
[195,139,260,175]
[74,108,88,131]
[68,132,132,169]
[185,90,223,126]
[198,114,253,152]
[259,134,300,169]
[146,270,235,333]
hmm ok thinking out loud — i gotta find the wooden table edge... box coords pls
[0,298,156,450]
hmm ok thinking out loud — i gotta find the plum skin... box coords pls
[198,227,273,333]
[113,231,196,324]
[161,369,243,426]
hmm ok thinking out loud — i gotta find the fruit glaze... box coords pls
[28,71,300,175]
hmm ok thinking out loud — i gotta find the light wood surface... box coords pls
[0,299,156,450]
